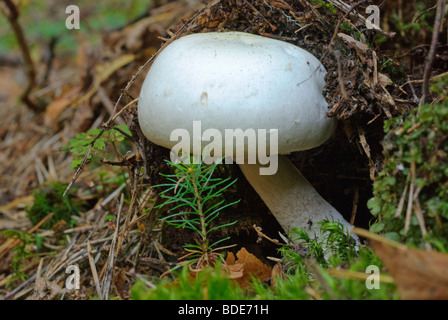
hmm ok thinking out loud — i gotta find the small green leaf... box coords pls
[369,222,385,233]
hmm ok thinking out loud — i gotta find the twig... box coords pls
[350,187,359,225]
[400,71,448,88]
[2,274,37,300]
[64,225,95,234]
[45,232,80,280]
[352,227,408,250]
[414,4,437,23]
[62,97,138,198]
[253,224,291,247]
[406,77,420,103]
[327,268,394,283]
[63,143,93,197]
[1,0,41,112]
[404,178,415,235]
[100,193,124,299]
[413,189,431,251]
[419,0,446,106]
[404,160,416,235]
[115,174,140,256]
[135,274,157,289]
[335,50,349,100]
[87,240,103,299]
[372,50,378,87]
[394,173,410,218]
[322,0,368,62]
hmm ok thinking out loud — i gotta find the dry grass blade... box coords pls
[87,240,103,300]
[0,213,54,260]
[100,193,124,299]
[327,268,394,284]
[394,173,410,218]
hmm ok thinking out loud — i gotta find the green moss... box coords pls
[378,58,407,81]
[310,0,337,15]
[0,230,37,285]
[131,265,247,300]
[131,248,397,300]
[132,221,398,300]
[368,76,448,251]
[26,181,82,229]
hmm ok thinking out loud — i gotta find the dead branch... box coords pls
[1,0,42,112]
[419,0,446,105]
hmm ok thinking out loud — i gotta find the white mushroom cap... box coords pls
[138,31,336,156]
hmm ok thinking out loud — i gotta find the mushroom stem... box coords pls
[239,155,358,241]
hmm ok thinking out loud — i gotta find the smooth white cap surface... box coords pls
[138,32,336,155]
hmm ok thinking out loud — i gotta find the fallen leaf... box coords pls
[270,262,285,287]
[73,53,136,106]
[268,0,294,11]
[225,247,271,288]
[338,33,369,53]
[114,268,128,299]
[353,228,448,299]
[44,86,81,127]
[372,241,448,299]
[226,251,236,265]
[378,72,393,86]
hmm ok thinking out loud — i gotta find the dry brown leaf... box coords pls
[270,262,285,287]
[337,33,369,53]
[197,8,221,29]
[378,72,393,86]
[371,241,448,299]
[226,251,236,264]
[44,86,81,127]
[224,252,244,279]
[74,53,136,106]
[95,54,136,83]
[268,0,294,11]
[353,228,448,300]
[113,268,128,299]
[225,247,271,288]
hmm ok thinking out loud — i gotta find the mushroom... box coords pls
[138,32,358,243]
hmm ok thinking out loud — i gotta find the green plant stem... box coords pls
[189,169,208,255]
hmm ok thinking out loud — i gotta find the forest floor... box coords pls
[0,0,447,300]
